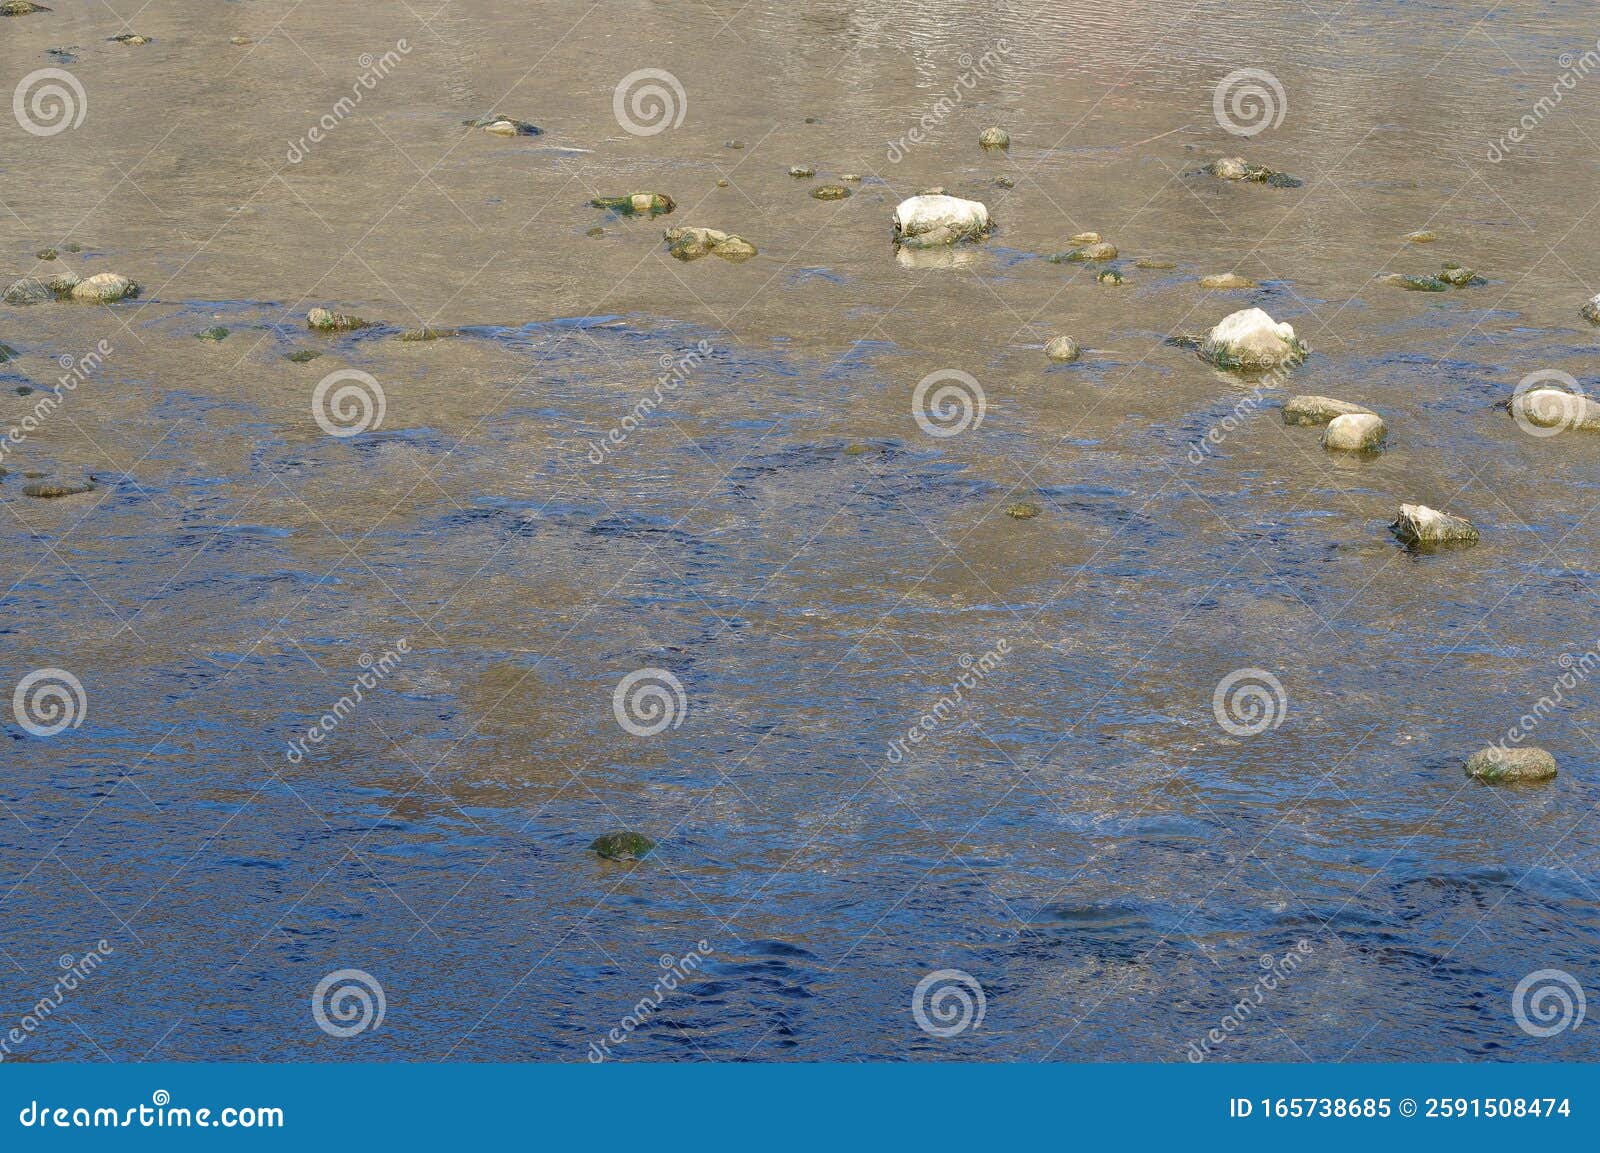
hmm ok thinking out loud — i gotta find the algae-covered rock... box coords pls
[788,165,815,178]
[35,248,57,261]
[1199,308,1306,371]
[1199,272,1255,289]
[1069,232,1101,245]
[1044,335,1080,363]
[1281,395,1374,426]
[664,226,757,263]
[979,126,1011,149]
[1,2,52,15]
[307,307,368,331]
[994,175,1015,189]
[1096,269,1125,285]
[195,326,229,342]
[1438,263,1485,287]
[1052,241,1117,263]
[590,831,655,861]
[1134,258,1177,270]
[398,326,459,341]
[810,184,851,201]
[1321,412,1386,452]
[1464,746,1556,784]
[1582,293,1600,325]
[463,113,541,136]
[591,192,675,218]
[108,33,151,45]
[1405,230,1438,243]
[285,349,322,363]
[70,273,137,303]
[1204,156,1302,187]
[0,342,18,363]
[1390,503,1478,547]
[891,194,991,248]
[23,477,95,498]
[1005,501,1041,519]
[3,278,53,306]
[1383,273,1448,292]
[46,272,79,296]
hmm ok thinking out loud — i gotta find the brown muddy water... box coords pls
[1,1,1598,1061]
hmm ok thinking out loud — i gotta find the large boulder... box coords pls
[891,194,992,248]
[1199,308,1306,371]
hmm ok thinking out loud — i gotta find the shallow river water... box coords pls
[1,1,1599,1061]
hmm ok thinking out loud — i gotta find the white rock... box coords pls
[1321,412,1386,452]
[891,194,991,247]
[1200,307,1304,371]
[1391,503,1478,546]
[71,272,136,303]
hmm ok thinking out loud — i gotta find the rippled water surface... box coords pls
[2,1,1599,1061]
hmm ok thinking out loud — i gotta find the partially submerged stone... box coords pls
[979,126,1010,149]
[1044,335,1080,363]
[1384,273,1448,292]
[892,194,991,248]
[1,2,52,15]
[839,173,862,182]
[1438,262,1485,287]
[70,273,137,303]
[1134,258,1177,270]
[1199,308,1306,371]
[1321,412,1386,452]
[810,184,851,201]
[1582,293,1600,325]
[590,831,655,861]
[1464,746,1556,784]
[35,248,56,261]
[1005,501,1041,519]
[1508,387,1600,432]
[1282,395,1374,426]
[46,272,79,295]
[664,226,757,263]
[1405,230,1438,243]
[285,349,322,363]
[1052,241,1117,263]
[788,165,815,178]
[108,33,151,45]
[591,192,675,218]
[1204,156,1302,188]
[307,307,368,331]
[195,326,229,342]
[994,175,1015,189]
[23,477,95,498]
[463,113,541,136]
[1390,503,1478,547]
[1199,272,1255,289]
[0,342,17,363]
[1069,232,1101,245]
[230,35,251,46]
[1096,269,1125,285]
[3,278,53,306]
[398,326,459,341]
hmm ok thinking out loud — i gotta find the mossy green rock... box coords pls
[195,326,229,342]
[810,184,851,201]
[1096,269,1125,285]
[23,478,95,498]
[979,126,1011,149]
[788,165,815,178]
[285,349,322,363]
[1384,273,1448,292]
[1134,258,1177,270]
[591,193,675,217]
[0,342,17,363]
[1205,157,1302,187]
[1464,746,1556,784]
[70,273,137,303]
[664,226,757,263]
[1438,264,1485,287]
[398,326,458,341]
[1053,241,1117,263]
[307,307,367,331]
[590,831,656,861]
[1005,501,1041,519]
[1,2,52,14]
[4,278,53,305]
[35,248,57,261]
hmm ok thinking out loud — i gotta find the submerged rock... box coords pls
[1134,257,1177,270]
[1282,395,1373,426]
[285,349,322,363]
[1405,230,1438,243]
[1,2,52,14]
[1096,269,1125,285]
[1204,156,1302,187]
[1507,387,1600,432]
[1069,232,1101,244]
[463,113,541,136]
[664,226,757,263]
[1052,241,1117,263]
[1464,746,1556,784]
[1438,262,1485,287]
[994,175,1015,189]
[1383,273,1448,292]
[1390,503,1478,547]
[0,342,17,363]
[3,278,53,305]
[891,194,992,248]
[591,192,675,218]
[71,273,137,303]
[979,126,1011,149]
[788,165,815,178]
[307,307,368,332]
[1199,272,1255,289]
[195,326,229,342]
[1005,501,1041,519]
[1321,412,1386,452]
[1199,308,1306,371]
[35,247,56,261]
[590,831,655,861]
[23,477,95,498]
[839,173,862,182]
[1044,335,1080,362]
[46,272,79,295]
[108,33,151,45]
[398,326,458,341]
[810,184,851,201]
